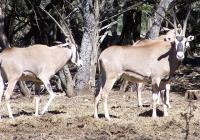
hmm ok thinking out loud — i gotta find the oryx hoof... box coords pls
[105,115,111,121]
[9,115,14,120]
[40,110,46,115]
[34,113,40,117]
[94,114,99,119]
[138,104,143,108]
[167,104,172,109]
[164,112,169,117]
[164,114,169,117]
[35,114,42,118]
[152,113,158,118]
[152,115,158,118]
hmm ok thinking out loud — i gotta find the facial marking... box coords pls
[175,35,188,60]
[177,42,183,52]
[176,36,184,41]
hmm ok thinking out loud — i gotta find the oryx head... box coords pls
[62,39,83,67]
[165,8,194,61]
[70,43,83,67]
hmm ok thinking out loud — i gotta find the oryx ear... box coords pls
[187,35,194,42]
[161,27,170,32]
[186,42,190,49]
[60,42,71,48]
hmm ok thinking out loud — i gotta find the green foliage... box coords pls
[139,4,154,37]
[137,4,154,14]
[191,1,200,11]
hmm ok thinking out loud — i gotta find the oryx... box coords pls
[94,10,194,120]
[0,41,82,119]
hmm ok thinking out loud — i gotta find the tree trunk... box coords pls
[59,65,74,97]
[0,7,3,33]
[89,0,100,89]
[75,0,96,90]
[147,0,173,39]
[0,7,10,50]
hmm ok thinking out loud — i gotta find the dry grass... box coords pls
[0,90,199,139]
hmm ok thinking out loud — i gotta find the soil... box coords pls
[0,87,199,140]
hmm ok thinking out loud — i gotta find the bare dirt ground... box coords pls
[0,88,199,140]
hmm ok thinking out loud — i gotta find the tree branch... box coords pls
[99,21,117,32]
[99,2,144,24]
[39,5,68,37]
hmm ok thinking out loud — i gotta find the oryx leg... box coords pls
[152,91,159,118]
[94,72,118,120]
[102,77,117,121]
[94,78,103,119]
[0,73,4,119]
[156,91,161,105]
[158,81,169,117]
[152,78,161,118]
[137,83,143,107]
[160,90,169,117]
[165,83,171,108]
[40,77,56,115]
[94,70,105,119]
[94,91,101,119]
[5,80,18,119]
[34,83,41,116]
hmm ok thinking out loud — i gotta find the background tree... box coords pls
[147,0,173,39]
[74,0,96,90]
[0,7,10,50]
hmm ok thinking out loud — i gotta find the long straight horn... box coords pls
[172,9,178,34]
[182,8,191,36]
